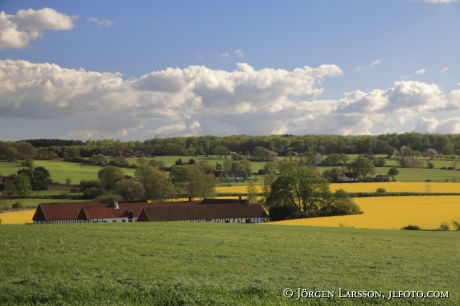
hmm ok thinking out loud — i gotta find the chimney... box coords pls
[113,201,119,209]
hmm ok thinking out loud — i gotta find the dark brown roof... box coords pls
[200,199,249,205]
[33,201,203,222]
[138,203,268,222]
[33,202,100,221]
[77,202,200,220]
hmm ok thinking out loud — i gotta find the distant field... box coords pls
[271,196,460,230]
[0,223,458,304]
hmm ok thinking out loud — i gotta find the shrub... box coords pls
[257,169,267,175]
[268,205,298,221]
[79,179,100,190]
[401,225,421,230]
[96,193,123,204]
[451,218,460,230]
[65,178,72,185]
[448,167,455,170]
[427,162,434,169]
[441,166,446,170]
[438,222,450,231]
[83,187,99,199]
[12,202,24,209]
[376,188,386,193]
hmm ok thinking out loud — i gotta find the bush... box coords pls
[441,166,446,170]
[376,188,386,193]
[257,169,267,175]
[427,162,434,169]
[268,205,298,221]
[401,225,421,230]
[65,178,72,185]
[448,167,455,170]
[12,202,24,209]
[96,193,123,204]
[83,187,99,199]
[438,222,450,231]
[452,218,460,230]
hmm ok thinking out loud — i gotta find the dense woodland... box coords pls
[1,132,460,160]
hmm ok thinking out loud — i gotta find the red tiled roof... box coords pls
[139,203,268,222]
[33,202,101,221]
[33,201,203,222]
[77,202,201,220]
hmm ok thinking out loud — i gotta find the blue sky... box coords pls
[1,0,460,140]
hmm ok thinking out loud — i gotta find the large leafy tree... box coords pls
[135,165,175,201]
[17,166,51,190]
[266,167,332,214]
[347,157,376,179]
[15,173,32,198]
[97,166,124,190]
[114,179,144,201]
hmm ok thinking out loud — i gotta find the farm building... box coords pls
[214,171,246,181]
[138,202,268,223]
[32,199,268,224]
[342,172,358,181]
[374,174,390,182]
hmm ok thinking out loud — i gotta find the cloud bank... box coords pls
[1,59,460,139]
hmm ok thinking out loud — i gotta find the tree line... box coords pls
[2,132,460,160]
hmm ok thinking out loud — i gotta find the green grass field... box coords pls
[2,156,460,185]
[0,223,457,305]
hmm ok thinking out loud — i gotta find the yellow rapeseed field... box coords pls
[330,182,460,193]
[0,210,35,224]
[217,182,460,194]
[270,196,460,230]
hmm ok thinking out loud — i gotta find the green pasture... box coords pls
[0,223,457,305]
[0,199,87,210]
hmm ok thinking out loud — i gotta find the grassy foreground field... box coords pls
[0,223,458,305]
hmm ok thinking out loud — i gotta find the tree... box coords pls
[322,189,362,216]
[89,154,108,165]
[263,161,278,174]
[114,179,144,201]
[213,145,230,158]
[261,172,276,205]
[135,165,175,201]
[197,160,214,173]
[182,166,216,199]
[148,159,165,169]
[266,167,332,215]
[442,146,454,156]
[347,157,376,179]
[98,166,124,190]
[246,181,259,203]
[387,167,399,181]
[15,173,32,198]
[322,168,342,182]
[63,147,81,161]
[32,167,51,190]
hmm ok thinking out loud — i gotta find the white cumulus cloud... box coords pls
[0,8,77,49]
[441,67,449,73]
[415,69,426,75]
[370,59,382,67]
[235,49,244,57]
[221,52,230,57]
[88,17,113,26]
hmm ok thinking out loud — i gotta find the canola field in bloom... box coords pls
[217,182,460,194]
[0,210,35,224]
[330,182,460,193]
[271,196,460,230]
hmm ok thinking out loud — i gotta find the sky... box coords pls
[0,0,460,141]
